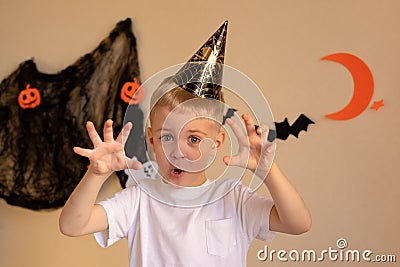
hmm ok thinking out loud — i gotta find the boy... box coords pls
[59,22,311,266]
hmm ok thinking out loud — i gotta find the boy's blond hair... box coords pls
[149,78,225,127]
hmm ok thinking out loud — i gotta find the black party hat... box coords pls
[172,21,228,99]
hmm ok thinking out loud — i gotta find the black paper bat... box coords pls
[222,109,314,141]
[0,18,145,210]
[222,108,237,124]
[274,114,314,140]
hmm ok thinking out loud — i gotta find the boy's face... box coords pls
[148,106,225,187]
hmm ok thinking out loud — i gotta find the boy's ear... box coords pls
[213,131,226,150]
[147,127,154,146]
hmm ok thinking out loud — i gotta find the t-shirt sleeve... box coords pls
[94,186,140,248]
[235,183,276,242]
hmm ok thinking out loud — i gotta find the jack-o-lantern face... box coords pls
[120,77,144,105]
[18,84,41,109]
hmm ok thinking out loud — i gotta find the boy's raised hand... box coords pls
[223,114,275,178]
[74,119,142,177]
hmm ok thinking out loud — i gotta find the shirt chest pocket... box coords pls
[205,218,236,257]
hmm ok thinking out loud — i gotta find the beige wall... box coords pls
[1,0,399,266]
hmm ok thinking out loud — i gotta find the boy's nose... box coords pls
[168,143,186,159]
[170,149,185,159]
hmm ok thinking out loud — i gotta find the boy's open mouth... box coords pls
[173,168,183,174]
[170,168,184,178]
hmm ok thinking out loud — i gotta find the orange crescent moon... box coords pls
[322,53,374,120]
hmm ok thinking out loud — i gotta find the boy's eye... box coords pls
[188,135,201,144]
[161,135,173,142]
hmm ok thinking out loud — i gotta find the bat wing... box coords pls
[222,108,237,124]
[290,114,315,138]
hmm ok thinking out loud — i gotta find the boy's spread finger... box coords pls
[86,121,103,146]
[73,146,92,158]
[223,155,241,167]
[127,159,142,170]
[242,114,256,136]
[116,122,133,144]
[255,124,277,142]
[259,124,269,134]
[103,119,114,143]
[259,124,270,143]
[226,118,245,138]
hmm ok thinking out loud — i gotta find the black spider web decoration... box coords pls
[0,18,144,210]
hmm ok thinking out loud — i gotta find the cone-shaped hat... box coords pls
[172,21,228,99]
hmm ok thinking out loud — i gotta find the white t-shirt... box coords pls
[94,178,275,267]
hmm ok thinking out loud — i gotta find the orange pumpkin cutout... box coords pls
[18,84,41,109]
[120,77,144,105]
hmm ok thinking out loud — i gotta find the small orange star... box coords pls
[370,99,384,110]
